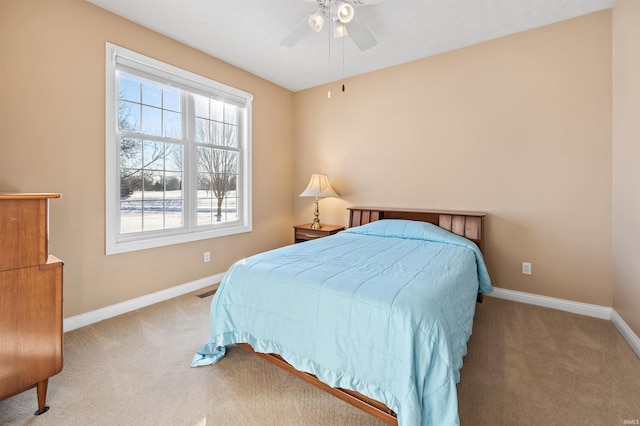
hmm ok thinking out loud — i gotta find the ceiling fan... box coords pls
[279,0,378,52]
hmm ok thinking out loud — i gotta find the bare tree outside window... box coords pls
[195,96,239,223]
[119,99,180,199]
[117,73,184,233]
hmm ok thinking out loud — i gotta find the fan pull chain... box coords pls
[328,4,331,99]
[342,32,345,92]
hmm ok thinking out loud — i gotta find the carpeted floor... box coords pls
[1,288,638,425]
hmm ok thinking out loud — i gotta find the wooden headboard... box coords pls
[347,206,486,253]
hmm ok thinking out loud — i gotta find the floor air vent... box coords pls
[196,289,217,298]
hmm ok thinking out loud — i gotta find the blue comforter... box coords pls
[192,219,492,425]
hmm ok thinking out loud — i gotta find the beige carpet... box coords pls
[1,289,639,425]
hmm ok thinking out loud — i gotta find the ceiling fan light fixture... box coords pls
[333,21,348,39]
[308,11,325,32]
[335,2,354,23]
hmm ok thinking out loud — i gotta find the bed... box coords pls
[192,207,492,425]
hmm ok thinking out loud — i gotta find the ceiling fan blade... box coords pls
[347,14,377,52]
[279,17,311,47]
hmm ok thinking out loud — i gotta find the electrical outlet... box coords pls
[522,262,532,275]
[204,251,211,263]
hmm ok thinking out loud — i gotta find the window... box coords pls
[105,43,252,254]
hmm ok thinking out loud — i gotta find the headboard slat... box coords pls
[439,214,453,231]
[351,210,362,227]
[465,217,481,241]
[451,215,466,236]
[362,210,371,224]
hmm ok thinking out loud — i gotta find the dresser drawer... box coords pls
[293,224,345,243]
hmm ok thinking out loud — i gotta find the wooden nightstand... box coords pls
[293,223,345,243]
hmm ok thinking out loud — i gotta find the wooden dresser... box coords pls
[0,193,63,415]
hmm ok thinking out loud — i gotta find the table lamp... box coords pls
[299,174,339,229]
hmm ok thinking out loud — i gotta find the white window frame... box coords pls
[105,43,253,255]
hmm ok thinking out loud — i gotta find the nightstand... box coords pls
[293,223,345,243]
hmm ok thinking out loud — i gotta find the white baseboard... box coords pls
[488,287,640,358]
[488,287,612,319]
[611,310,640,358]
[63,272,225,332]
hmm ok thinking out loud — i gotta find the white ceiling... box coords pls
[86,0,615,92]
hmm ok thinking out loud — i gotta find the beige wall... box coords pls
[293,11,613,307]
[613,0,640,336]
[0,0,295,317]
[2,1,628,327]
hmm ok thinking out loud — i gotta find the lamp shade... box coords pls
[308,11,325,32]
[332,21,348,39]
[299,174,339,198]
[335,2,354,23]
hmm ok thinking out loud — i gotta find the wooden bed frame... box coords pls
[239,207,487,425]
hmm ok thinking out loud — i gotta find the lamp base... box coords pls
[311,197,320,229]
